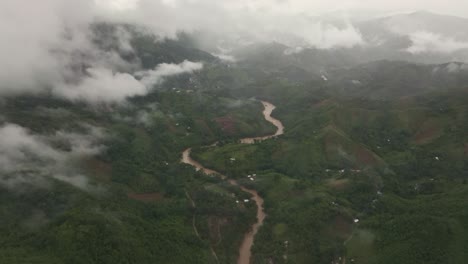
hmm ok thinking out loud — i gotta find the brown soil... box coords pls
[328,215,353,240]
[413,122,442,144]
[214,116,236,135]
[85,158,112,182]
[127,192,164,202]
[208,216,229,245]
[323,132,338,160]
[355,146,380,166]
[182,101,282,264]
[327,179,350,191]
[167,122,178,133]
[195,119,214,137]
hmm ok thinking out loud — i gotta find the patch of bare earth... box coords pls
[413,122,442,144]
[327,179,350,191]
[323,132,339,161]
[195,119,214,137]
[354,146,380,167]
[214,116,237,135]
[167,122,178,133]
[326,215,353,240]
[208,216,229,245]
[85,158,112,182]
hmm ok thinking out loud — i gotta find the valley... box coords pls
[182,101,284,264]
[0,4,468,264]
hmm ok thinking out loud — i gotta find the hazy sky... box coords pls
[264,0,468,17]
[96,0,468,18]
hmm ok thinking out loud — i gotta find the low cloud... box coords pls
[407,31,468,54]
[445,62,468,72]
[0,0,142,103]
[0,0,94,95]
[53,60,202,104]
[53,68,147,103]
[270,21,364,52]
[213,53,237,63]
[114,1,366,49]
[433,62,468,73]
[137,60,204,87]
[284,47,305,55]
[0,0,365,103]
[0,123,105,191]
[295,22,365,49]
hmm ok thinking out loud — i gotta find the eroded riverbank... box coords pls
[181,101,284,264]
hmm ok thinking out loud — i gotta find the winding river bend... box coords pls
[181,101,284,264]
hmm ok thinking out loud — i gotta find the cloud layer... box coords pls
[0,123,105,190]
[0,0,205,103]
[2,0,468,102]
[0,0,95,94]
[54,68,146,103]
[137,60,204,87]
[52,61,203,103]
[407,31,468,54]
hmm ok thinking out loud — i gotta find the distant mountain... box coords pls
[326,61,468,99]
[230,12,468,74]
[355,11,468,63]
[91,23,216,70]
[359,11,468,40]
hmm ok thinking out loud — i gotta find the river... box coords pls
[181,101,284,264]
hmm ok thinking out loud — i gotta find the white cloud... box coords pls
[284,47,304,55]
[407,31,468,53]
[239,15,365,49]
[0,0,96,95]
[0,123,105,191]
[2,0,468,102]
[303,22,365,49]
[137,60,204,87]
[213,54,237,62]
[445,62,468,72]
[0,0,210,103]
[96,0,140,11]
[90,0,368,49]
[0,124,63,174]
[52,60,202,103]
[54,68,147,103]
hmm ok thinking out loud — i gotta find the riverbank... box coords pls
[182,101,284,264]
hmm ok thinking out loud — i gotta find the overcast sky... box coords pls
[96,0,468,18]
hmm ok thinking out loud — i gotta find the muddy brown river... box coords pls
[181,101,284,264]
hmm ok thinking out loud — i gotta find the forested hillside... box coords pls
[1,13,467,264]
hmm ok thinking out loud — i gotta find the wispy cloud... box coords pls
[0,123,105,191]
[53,68,147,103]
[0,0,365,101]
[137,60,204,87]
[2,0,468,103]
[407,31,468,53]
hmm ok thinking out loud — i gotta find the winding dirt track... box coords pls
[181,101,284,264]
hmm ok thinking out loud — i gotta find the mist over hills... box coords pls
[0,1,467,264]
[216,11,468,74]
